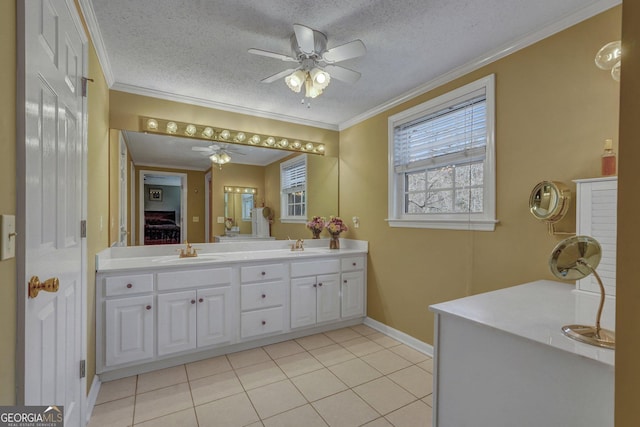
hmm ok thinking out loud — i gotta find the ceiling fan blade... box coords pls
[260,68,298,83]
[248,48,298,62]
[323,40,366,63]
[192,146,213,152]
[324,65,361,84]
[293,24,316,54]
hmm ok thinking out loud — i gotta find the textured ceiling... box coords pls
[85,0,617,130]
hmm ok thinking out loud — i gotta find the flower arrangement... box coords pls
[306,216,326,238]
[224,217,234,230]
[325,216,348,235]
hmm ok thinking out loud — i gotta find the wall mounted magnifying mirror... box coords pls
[529,181,573,235]
[549,235,615,349]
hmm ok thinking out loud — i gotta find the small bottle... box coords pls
[601,139,616,176]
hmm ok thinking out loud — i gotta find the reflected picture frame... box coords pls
[149,188,163,201]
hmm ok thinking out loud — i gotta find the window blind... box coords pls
[394,93,487,173]
[281,157,306,193]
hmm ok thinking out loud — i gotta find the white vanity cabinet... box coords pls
[240,263,287,339]
[291,260,341,328]
[341,256,366,318]
[103,274,155,367]
[156,267,234,356]
[96,240,368,380]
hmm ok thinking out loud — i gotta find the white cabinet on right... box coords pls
[341,256,366,318]
[575,177,617,296]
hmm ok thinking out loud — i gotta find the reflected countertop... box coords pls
[429,280,615,366]
[96,238,368,273]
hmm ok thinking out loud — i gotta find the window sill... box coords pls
[279,218,308,224]
[386,218,498,231]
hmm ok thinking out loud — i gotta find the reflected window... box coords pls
[280,155,307,223]
[241,194,253,221]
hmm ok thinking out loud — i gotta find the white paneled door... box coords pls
[19,1,87,426]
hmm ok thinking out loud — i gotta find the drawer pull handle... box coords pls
[262,320,266,325]
[261,294,266,298]
[126,283,133,289]
[199,298,204,303]
[146,305,152,310]
[191,299,196,304]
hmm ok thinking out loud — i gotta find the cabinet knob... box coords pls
[313,284,317,288]
[261,271,266,276]
[344,280,347,284]
[262,320,266,325]
[126,283,132,289]
[191,299,196,304]
[352,262,357,266]
[146,305,152,310]
[199,298,204,303]
[318,283,323,287]
[261,294,266,298]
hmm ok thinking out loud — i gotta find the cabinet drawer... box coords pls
[105,274,153,297]
[241,281,285,311]
[291,259,340,277]
[241,307,284,338]
[341,256,366,272]
[157,267,232,291]
[241,263,285,283]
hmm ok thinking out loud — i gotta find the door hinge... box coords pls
[81,77,94,97]
[80,360,86,378]
[80,220,87,238]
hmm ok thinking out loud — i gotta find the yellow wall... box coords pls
[339,7,621,344]
[85,39,111,393]
[616,1,640,425]
[0,0,17,405]
[134,166,207,244]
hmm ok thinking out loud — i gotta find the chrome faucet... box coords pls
[291,238,305,251]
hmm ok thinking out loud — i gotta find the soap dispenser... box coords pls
[601,139,616,176]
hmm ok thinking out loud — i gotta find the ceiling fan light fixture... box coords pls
[285,70,305,93]
[310,68,330,89]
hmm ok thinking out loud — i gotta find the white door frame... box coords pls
[118,133,128,246]
[15,0,88,422]
[130,162,136,245]
[138,170,188,245]
[204,171,212,243]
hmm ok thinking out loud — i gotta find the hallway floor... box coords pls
[89,325,433,427]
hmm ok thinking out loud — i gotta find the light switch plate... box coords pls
[193,216,199,223]
[217,216,225,224]
[1,214,16,260]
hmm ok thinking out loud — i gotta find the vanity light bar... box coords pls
[224,186,257,194]
[141,117,326,155]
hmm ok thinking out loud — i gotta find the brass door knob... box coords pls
[28,276,59,298]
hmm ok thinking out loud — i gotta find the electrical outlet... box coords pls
[1,215,16,260]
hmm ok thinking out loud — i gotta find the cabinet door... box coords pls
[316,274,341,323]
[342,271,365,318]
[197,287,233,347]
[157,291,197,356]
[105,295,154,366]
[291,277,317,328]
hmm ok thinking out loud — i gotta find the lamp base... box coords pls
[561,324,615,349]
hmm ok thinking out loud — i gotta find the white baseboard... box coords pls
[364,317,434,357]
[85,375,101,424]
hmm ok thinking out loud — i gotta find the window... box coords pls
[280,155,307,223]
[387,74,496,231]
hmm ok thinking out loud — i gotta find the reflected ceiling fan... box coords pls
[192,144,243,169]
[248,24,366,99]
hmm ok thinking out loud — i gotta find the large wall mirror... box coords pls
[110,129,338,246]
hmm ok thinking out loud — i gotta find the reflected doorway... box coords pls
[139,170,188,245]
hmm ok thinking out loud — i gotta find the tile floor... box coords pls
[89,324,433,427]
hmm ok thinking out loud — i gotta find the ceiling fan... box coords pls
[248,24,366,99]
[192,144,243,168]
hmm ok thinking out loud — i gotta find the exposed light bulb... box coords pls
[166,121,178,134]
[316,144,325,153]
[220,130,231,140]
[185,124,197,136]
[265,137,275,146]
[279,139,289,148]
[611,61,621,82]
[595,41,622,70]
[305,142,314,151]
[236,132,246,142]
[146,119,158,130]
[202,127,214,138]
[292,141,301,149]
[250,135,261,145]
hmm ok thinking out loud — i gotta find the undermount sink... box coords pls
[152,254,220,263]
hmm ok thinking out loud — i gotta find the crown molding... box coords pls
[111,82,339,131]
[77,0,115,86]
[338,0,621,131]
